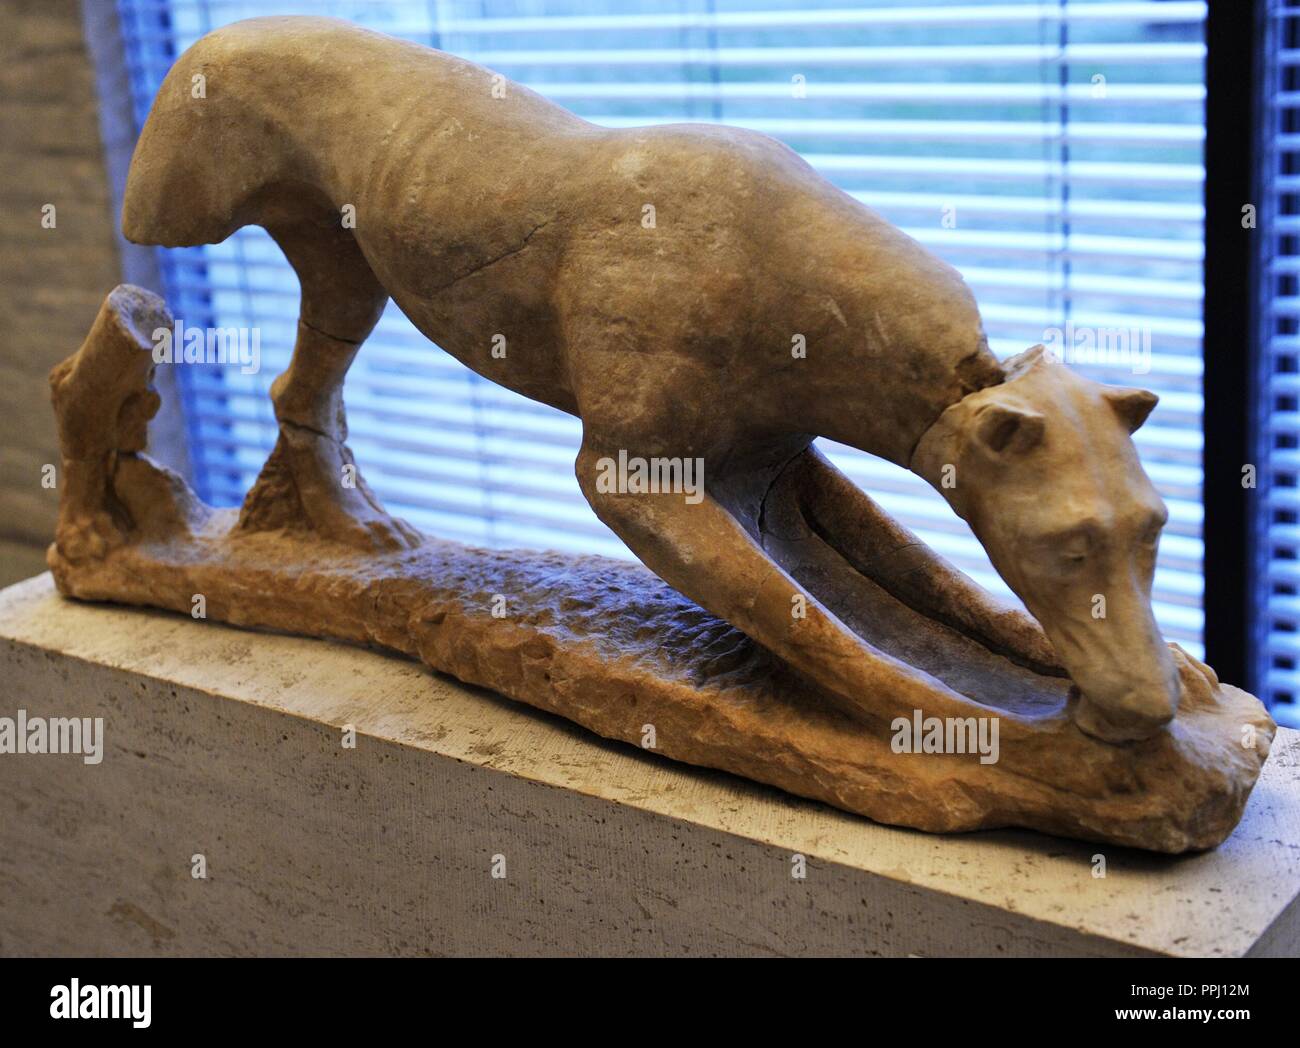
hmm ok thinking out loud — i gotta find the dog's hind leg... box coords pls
[238,212,420,551]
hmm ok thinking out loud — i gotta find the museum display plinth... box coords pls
[1,572,1297,957]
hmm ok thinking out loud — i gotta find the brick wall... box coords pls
[0,0,124,585]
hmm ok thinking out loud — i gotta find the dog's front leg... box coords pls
[574,443,980,726]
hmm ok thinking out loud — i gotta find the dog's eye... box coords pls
[1045,523,1099,567]
[1058,536,1090,564]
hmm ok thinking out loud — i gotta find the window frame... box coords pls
[1202,0,1261,691]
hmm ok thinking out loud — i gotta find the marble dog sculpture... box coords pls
[123,16,1179,746]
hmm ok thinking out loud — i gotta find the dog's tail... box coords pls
[123,18,312,247]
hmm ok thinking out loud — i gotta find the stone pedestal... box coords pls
[1,573,1297,957]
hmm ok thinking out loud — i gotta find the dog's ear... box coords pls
[1104,387,1158,433]
[973,401,1045,456]
[1000,343,1049,378]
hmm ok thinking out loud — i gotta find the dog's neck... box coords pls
[909,395,974,518]
[908,344,1049,513]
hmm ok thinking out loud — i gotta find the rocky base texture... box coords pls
[45,286,1275,853]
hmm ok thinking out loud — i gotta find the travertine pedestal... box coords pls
[1,573,1297,957]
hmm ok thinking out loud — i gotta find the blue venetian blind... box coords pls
[116,0,1208,654]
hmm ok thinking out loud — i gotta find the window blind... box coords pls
[116,0,1208,654]
[1258,0,1300,721]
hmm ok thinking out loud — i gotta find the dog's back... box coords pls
[123,16,996,456]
